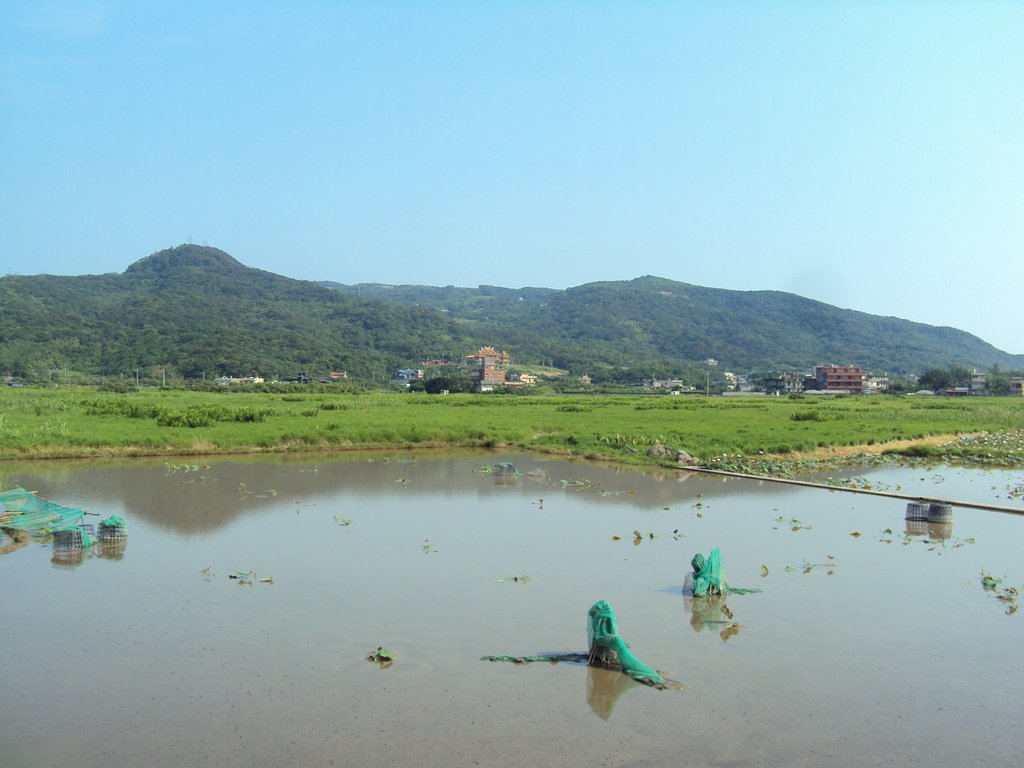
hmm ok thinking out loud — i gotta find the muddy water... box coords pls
[1,453,1021,768]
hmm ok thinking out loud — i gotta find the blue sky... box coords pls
[2,1,1022,354]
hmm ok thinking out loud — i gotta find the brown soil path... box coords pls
[785,433,960,461]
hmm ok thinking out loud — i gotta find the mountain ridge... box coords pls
[1,244,1020,382]
[323,272,1019,375]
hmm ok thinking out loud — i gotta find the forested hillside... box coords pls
[325,276,1024,376]
[1,244,1020,384]
[0,245,479,381]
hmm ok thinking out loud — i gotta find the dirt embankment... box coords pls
[786,433,959,461]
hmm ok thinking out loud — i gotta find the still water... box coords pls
[1,452,1021,768]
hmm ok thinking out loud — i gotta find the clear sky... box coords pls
[2,1,1021,353]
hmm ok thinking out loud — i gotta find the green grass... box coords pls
[2,388,1023,469]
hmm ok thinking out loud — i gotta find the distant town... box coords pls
[203,348,1024,396]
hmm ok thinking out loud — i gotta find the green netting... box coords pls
[54,525,95,549]
[586,600,665,686]
[482,600,668,689]
[98,515,127,537]
[689,547,761,596]
[0,487,87,534]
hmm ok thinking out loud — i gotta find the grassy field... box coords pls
[1,387,1023,470]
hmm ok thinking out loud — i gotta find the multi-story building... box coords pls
[468,347,507,389]
[971,370,988,393]
[864,374,890,394]
[763,373,806,395]
[813,364,866,393]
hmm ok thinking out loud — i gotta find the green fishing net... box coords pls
[0,487,87,534]
[98,515,127,537]
[55,525,95,548]
[689,547,761,596]
[586,600,665,687]
[482,600,667,689]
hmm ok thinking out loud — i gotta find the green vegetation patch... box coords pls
[1,389,1023,469]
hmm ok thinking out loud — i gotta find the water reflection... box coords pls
[4,452,795,536]
[905,519,955,540]
[586,665,643,720]
[50,545,87,569]
[95,537,127,561]
[0,529,29,556]
[2,455,1021,768]
[684,594,742,642]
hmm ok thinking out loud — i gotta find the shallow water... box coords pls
[1,453,1021,768]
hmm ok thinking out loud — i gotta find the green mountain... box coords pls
[1,244,1020,383]
[0,245,477,381]
[324,275,1024,377]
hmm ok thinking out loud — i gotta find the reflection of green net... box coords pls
[691,547,760,596]
[482,600,667,689]
[689,593,724,631]
[0,487,86,535]
[477,462,521,477]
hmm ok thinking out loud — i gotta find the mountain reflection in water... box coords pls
[3,451,789,534]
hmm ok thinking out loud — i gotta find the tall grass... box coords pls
[1,388,1023,465]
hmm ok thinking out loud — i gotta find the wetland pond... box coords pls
[1,452,1022,768]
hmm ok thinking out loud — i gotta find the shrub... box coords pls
[884,444,940,458]
[791,411,825,422]
[155,406,217,428]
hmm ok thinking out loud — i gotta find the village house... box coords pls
[506,372,538,386]
[315,371,349,383]
[636,378,690,392]
[971,370,988,393]
[762,373,806,395]
[941,387,972,396]
[864,374,890,394]
[392,369,424,386]
[762,365,874,395]
[216,375,265,386]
